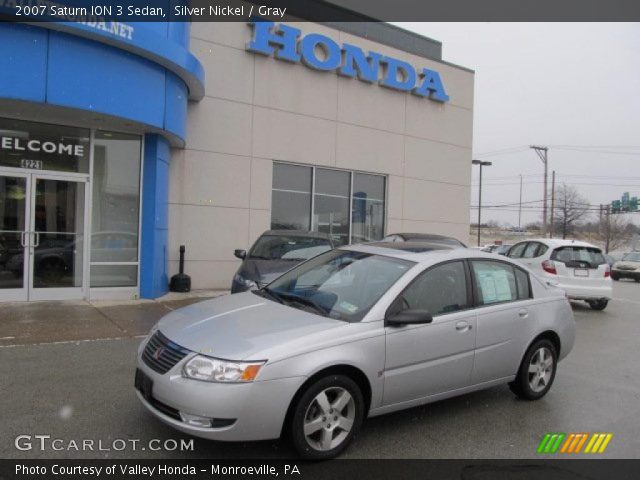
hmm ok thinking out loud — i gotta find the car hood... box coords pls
[237,258,303,285]
[156,292,347,360]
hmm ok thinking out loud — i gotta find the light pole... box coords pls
[472,159,492,247]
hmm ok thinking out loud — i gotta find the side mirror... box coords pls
[234,249,247,260]
[386,309,433,326]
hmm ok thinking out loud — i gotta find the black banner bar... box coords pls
[1,0,640,22]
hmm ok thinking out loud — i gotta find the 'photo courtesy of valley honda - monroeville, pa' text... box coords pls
[0,1,639,479]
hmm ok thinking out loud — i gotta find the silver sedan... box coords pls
[135,243,575,459]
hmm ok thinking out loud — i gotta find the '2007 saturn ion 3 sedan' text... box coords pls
[135,243,575,459]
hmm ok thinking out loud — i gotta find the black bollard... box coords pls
[169,245,191,292]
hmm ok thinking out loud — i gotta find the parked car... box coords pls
[611,252,640,282]
[231,230,333,293]
[507,239,612,310]
[382,232,466,248]
[135,243,575,459]
[494,244,513,256]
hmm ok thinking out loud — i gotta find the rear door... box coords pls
[551,246,609,288]
[470,259,535,384]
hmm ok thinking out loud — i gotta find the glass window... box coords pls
[471,260,519,305]
[271,163,312,230]
[508,243,527,258]
[522,242,541,258]
[0,118,89,173]
[270,163,387,245]
[352,173,385,244]
[515,268,532,300]
[90,131,141,287]
[313,169,350,246]
[396,261,469,316]
[551,246,605,267]
[261,249,413,322]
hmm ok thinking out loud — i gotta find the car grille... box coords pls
[142,330,191,374]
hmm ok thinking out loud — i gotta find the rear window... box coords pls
[551,246,606,268]
[250,235,332,260]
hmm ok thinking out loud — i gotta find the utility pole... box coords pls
[518,174,523,229]
[472,159,492,247]
[549,170,556,238]
[530,146,549,235]
[605,204,611,254]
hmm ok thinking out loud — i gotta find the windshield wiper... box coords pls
[255,287,283,304]
[274,292,329,317]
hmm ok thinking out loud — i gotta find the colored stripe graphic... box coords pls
[537,433,565,453]
[539,433,612,454]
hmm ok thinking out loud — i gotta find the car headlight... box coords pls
[233,274,257,289]
[183,355,266,383]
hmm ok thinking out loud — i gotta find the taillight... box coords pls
[542,260,557,275]
[604,264,611,278]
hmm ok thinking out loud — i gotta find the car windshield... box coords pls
[249,235,332,261]
[255,249,414,322]
[622,252,640,262]
[551,246,606,267]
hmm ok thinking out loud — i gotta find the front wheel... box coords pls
[509,339,557,400]
[587,299,608,311]
[290,375,364,460]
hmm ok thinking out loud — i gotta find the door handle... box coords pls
[20,231,27,247]
[32,232,40,248]
[518,309,529,318]
[455,321,472,332]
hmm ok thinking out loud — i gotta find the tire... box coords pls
[509,339,558,400]
[587,299,608,311]
[611,273,619,281]
[290,374,364,460]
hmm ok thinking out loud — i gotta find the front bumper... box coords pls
[135,347,303,442]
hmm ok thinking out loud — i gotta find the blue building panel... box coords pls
[164,72,188,142]
[0,23,48,103]
[47,31,167,129]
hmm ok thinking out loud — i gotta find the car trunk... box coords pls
[550,246,609,288]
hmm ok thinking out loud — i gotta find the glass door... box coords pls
[28,174,87,301]
[0,171,30,301]
[0,170,88,302]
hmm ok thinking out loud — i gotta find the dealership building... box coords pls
[0,11,474,302]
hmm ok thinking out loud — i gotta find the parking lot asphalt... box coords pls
[1,281,639,459]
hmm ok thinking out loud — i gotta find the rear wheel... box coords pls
[509,339,557,400]
[587,299,608,311]
[611,273,619,281]
[290,375,364,460]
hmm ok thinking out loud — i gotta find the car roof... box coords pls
[341,242,516,266]
[512,238,602,249]
[388,232,460,241]
[260,230,332,240]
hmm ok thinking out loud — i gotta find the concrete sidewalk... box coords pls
[0,290,227,346]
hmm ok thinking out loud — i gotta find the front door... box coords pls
[0,169,88,301]
[383,261,476,405]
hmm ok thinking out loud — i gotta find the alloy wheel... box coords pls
[528,347,554,393]
[303,386,355,451]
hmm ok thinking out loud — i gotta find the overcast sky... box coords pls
[395,23,640,227]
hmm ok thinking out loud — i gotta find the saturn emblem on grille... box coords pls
[153,347,165,360]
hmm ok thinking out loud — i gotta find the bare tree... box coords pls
[598,213,635,253]
[553,184,591,239]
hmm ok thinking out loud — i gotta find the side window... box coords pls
[522,242,540,259]
[514,268,532,300]
[471,260,518,305]
[508,243,527,258]
[397,261,469,316]
[537,244,549,257]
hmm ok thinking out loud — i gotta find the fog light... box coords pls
[179,412,212,428]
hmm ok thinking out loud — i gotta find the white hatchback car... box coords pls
[506,239,612,310]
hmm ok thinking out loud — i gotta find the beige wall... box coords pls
[169,22,474,289]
